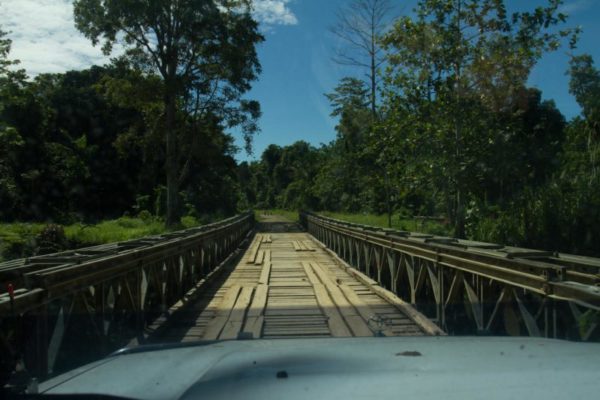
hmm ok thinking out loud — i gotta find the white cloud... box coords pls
[0,0,297,76]
[559,0,593,15]
[252,0,298,27]
[0,0,116,76]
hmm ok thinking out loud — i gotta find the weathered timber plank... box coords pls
[312,235,443,336]
[246,236,261,264]
[310,262,372,336]
[254,250,265,265]
[243,316,264,338]
[312,283,352,337]
[202,285,242,339]
[302,240,315,251]
[301,262,321,285]
[264,308,323,316]
[247,284,268,318]
[243,284,270,339]
[258,262,271,286]
[220,286,254,340]
[369,285,445,336]
[339,284,394,336]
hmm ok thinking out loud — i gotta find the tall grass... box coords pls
[63,217,166,245]
[0,215,203,262]
[255,209,299,222]
[252,209,451,236]
[319,211,452,236]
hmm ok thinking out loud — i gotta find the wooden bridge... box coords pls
[1,211,599,385]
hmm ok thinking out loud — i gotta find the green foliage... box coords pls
[73,0,264,226]
[36,224,68,255]
[181,215,200,228]
[237,1,600,256]
[0,223,42,261]
[379,0,576,237]
[137,210,153,222]
[255,209,299,223]
[319,211,452,236]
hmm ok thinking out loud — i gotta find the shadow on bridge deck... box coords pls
[143,225,443,344]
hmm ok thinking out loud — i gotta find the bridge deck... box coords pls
[155,228,437,342]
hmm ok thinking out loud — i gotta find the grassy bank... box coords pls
[255,209,299,222]
[318,211,453,236]
[253,209,451,237]
[0,215,201,262]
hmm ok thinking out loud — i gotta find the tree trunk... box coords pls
[370,17,377,117]
[165,87,180,228]
[454,188,465,238]
[453,0,465,239]
[371,58,377,117]
[384,168,392,228]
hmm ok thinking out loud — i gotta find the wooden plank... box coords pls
[339,284,394,336]
[369,285,445,336]
[310,262,372,336]
[301,262,321,285]
[312,283,352,337]
[264,308,323,316]
[292,241,301,251]
[310,262,373,336]
[243,316,264,338]
[240,284,268,338]
[261,235,272,243]
[202,285,241,339]
[308,262,335,286]
[302,240,315,251]
[269,282,312,287]
[312,236,444,336]
[246,236,261,264]
[254,250,265,265]
[247,285,268,317]
[258,262,271,285]
[316,243,379,286]
[219,286,254,339]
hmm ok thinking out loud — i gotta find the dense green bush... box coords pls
[36,224,68,254]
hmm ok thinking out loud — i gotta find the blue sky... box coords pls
[237,0,600,161]
[2,0,599,162]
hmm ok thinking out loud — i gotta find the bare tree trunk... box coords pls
[165,85,180,228]
[330,0,392,116]
[384,169,392,228]
[452,0,466,239]
[370,13,377,117]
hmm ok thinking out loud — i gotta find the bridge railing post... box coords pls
[303,211,600,341]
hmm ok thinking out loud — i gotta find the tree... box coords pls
[568,54,600,179]
[330,0,394,116]
[0,27,27,220]
[74,0,263,227]
[381,0,576,237]
[324,78,374,212]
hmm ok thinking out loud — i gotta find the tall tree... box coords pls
[381,0,576,237]
[0,27,27,220]
[330,0,394,116]
[567,54,600,182]
[74,0,263,226]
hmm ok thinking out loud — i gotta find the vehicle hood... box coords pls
[40,336,600,400]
